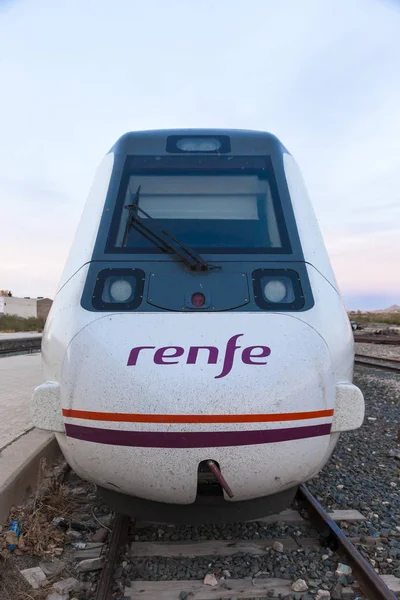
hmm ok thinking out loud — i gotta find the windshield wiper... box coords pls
[121,186,221,272]
[122,185,141,247]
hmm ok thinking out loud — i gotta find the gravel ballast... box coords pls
[308,367,400,578]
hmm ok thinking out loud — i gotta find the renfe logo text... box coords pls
[127,334,271,379]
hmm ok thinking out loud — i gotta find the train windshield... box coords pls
[109,165,290,254]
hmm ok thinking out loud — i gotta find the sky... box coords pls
[0,0,399,310]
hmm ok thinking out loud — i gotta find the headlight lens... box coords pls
[109,279,133,302]
[262,276,295,303]
[101,276,136,303]
[264,280,287,303]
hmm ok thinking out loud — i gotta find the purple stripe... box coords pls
[65,423,332,448]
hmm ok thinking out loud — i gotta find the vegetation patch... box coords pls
[0,315,45,333]
[349,311,400,326]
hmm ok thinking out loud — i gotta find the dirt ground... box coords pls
[0,458,113,600]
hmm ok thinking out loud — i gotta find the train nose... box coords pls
[32,312,363,506]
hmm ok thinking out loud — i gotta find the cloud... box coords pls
[0,0,19,11]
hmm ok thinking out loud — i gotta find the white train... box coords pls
[32,130,364,523]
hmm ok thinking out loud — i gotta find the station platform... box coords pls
[0,353,59,521]
[0,353,42,450]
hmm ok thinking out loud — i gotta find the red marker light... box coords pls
[192,292,205,307]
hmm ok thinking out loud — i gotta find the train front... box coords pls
[32,130,364,523]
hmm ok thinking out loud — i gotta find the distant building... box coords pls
[37,298,53,320]
[0,296,37,318]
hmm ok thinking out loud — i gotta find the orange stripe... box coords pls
[62,408,334,424]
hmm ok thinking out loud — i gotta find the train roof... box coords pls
[109,129,289,157]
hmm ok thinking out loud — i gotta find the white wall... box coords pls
[0,297,37,318]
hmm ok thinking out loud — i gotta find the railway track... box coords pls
[0,338,41,357]
[354,335,400,346]
[355,354,400,373]
[0,345,41,357]
[94,485,399,600]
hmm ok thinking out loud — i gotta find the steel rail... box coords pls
[355,354,400,364]
[298,484,397,600]
[354,335,400,346]
[94,513,131,600]
[355,354,400,373]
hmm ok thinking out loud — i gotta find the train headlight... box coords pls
[102,276,136,303]
[252,269,306,310]
[89,269,145,311]
[263,277,295,303]
[109,279,133,302]
[96,271,143,308]
[166,135,231,153]
[176,138,222,152]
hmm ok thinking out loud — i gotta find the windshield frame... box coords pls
[104,155,292,255]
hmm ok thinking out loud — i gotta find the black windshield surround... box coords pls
[105,155,291,255]
[84,131,314,313]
